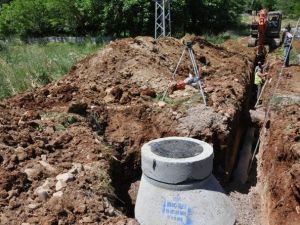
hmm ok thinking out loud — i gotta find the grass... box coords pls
[41,112,79,132]
[203,31,239,45]
[0,39,104,99]
[270,95,300,111]
[273,46,299,65]
[203,20,250,44]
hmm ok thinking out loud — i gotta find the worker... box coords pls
[184,73,199,87]
[254,68,264,99]
[254,61,263,74]
[270,16,278,28]
[283,24,293,67]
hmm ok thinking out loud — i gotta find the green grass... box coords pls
[273,46,299,64]
[202,23,249,45]
[0,39,104,99]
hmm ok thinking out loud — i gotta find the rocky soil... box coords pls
[257,53,300,225]
[0,36,255,225]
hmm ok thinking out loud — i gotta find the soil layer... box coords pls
[0,36,255,224]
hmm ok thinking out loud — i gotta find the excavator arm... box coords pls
[257,9,267,56]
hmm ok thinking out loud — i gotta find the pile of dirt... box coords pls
[258,62,300,225]
[0,36,254,224]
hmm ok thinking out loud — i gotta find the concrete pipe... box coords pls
[141,137,214,184]
[135,137,236,225]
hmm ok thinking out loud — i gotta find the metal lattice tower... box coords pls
[155,0,171,39]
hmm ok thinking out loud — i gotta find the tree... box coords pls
[0,0,251,38]
[276,0,300,18]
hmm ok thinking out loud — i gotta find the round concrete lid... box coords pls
[141,137,214,184]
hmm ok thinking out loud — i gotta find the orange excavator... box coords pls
[248,9,282,57]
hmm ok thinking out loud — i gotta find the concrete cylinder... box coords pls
[135,137,235,225]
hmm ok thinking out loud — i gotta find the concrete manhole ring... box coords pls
[141,137,214,184]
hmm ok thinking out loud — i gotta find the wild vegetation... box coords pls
[0,40,101,99]
[0,0,299,99]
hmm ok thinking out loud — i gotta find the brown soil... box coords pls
[258,61,300,225]
[0,36,254,224]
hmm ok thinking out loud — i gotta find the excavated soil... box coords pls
[258,61,300,225]
[0,36,255,225]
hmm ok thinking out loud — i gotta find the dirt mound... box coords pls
[0,36,254,224]
[258,62,300,225]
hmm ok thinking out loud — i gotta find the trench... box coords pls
[106,54,264,221]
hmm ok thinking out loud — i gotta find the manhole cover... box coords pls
[150,139,203,158]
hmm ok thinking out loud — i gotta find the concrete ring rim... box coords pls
[142,136,214,163]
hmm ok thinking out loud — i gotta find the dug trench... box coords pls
[0,36,260,225]
[96,37,259,221]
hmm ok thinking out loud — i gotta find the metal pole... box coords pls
[168,0,171,36]
[155,2,158,39]
[172,47,186,80]
[162,0,166,37]
[254,79,268,108]
[188,48,207,106]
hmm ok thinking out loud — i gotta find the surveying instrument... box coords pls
[163,41,207,106]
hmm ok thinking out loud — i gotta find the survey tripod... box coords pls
[163,42,207,106]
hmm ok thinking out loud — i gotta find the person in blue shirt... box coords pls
[283,25,293,67]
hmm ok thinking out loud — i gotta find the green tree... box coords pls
[262,0,277,10]
[276,0,300,17]
[0,0,250,38]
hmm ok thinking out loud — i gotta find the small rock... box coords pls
[110,86,123,100]
[120,92,131,104]
[44,127,55,135]
[103,95,115,103]
[83,165,92,171]
[41,216,58,225]
[34,179,52,200]
[15,147,27,161]
[39,161,57,173]
[157,101,166,108]
[98,204,104,212]
[140,88,156,98]
[127,219,140,225]
[128,181,140,205]
[56,172,75,183]
[7,189,18,200]
[74,203,87,214]
[27,217,40,224]
[81,216,93,223]
[55,180,67,191]
[53,191,63,198]
[0,214,10,224]
[35,187,50,201]
[68,101,88,115]
[52,133,73,148]
[106,206,115,216]
[68,163,83,174]
[24,168,40,181]
[21,110,41,121]
[41,154,47,161]
[28,203,40,210]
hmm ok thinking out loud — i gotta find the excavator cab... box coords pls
[248,10,282,49]
[266,11,282,39]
